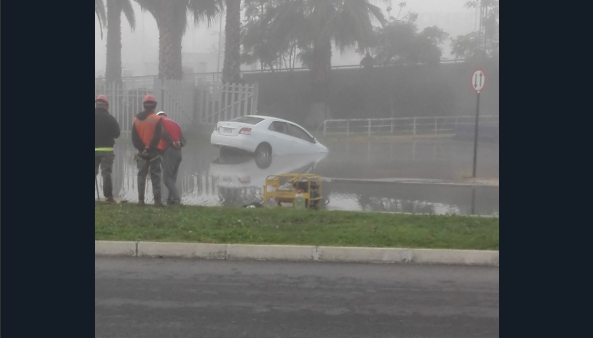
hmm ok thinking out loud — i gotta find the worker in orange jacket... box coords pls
[132,95,165,206]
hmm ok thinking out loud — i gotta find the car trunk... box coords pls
[216,122,254,137]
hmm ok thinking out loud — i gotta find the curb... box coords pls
[95,241,137,256]
[95,241,499,266]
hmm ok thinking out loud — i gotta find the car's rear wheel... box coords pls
[255,143,272,158]
[254,143,272,169]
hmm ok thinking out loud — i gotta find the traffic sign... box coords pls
[471,68,486,93]
[470,68,486,178]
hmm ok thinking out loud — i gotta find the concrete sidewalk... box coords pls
[95,241,499,266]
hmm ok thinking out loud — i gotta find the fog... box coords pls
[95,0,499,214]
[95,0,477,76]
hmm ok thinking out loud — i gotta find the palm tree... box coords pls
[137,0,222,80]
[96,0,107,39]
[269,0,386,125]
[105,0,136,84]
[222,0,241,83]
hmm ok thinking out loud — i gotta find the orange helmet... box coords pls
[143,94,157,111]
[95,95,109,109]
[143,94,157,103]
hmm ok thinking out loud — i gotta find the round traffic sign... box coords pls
[471,68,486,93]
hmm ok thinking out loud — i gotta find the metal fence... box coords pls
[154,79,196,128]
[94,58,464,88]
[196,82,259,125]
[94,83,153,133]
[240,59,467,75]
[95,76,257,131]
[322,115,499,138]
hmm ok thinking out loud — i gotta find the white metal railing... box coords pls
[240,59,467,75]
[95,77,258,130]
[94,73,222,90]
[95,76,156,90]
[196,82,258,125]
[154,79,196,128]
[322,115,499,138]
[95,83,153,133]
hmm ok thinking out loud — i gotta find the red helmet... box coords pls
[95,95,109,104]
[143,94,157,103]
[95,95,109,109]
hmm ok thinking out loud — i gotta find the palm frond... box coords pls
[95,0,106,38]
[134,0,160,17]
[121,0,136,31]
[365,3,387,27]
[95,0,107,23]
[188,0,223,27]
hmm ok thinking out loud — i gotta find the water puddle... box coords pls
[96,139,499,216]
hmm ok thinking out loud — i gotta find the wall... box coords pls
[243,60,499,126]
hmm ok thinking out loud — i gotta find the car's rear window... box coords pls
[232,116,264,125]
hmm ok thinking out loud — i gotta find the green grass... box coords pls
[95,203,499,250]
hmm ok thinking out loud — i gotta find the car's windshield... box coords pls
[232,116,265,125]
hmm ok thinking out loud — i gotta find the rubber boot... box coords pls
[154,198,164,207]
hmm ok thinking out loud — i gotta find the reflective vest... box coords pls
[133,113,166,151]
[158,117,182,150]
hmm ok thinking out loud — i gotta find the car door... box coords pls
[286,123,317,154]
[266,121,294,155]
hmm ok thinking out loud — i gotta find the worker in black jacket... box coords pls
[95,95,121,203]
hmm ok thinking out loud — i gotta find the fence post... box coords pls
[218,82,224,123]
[253,83,259,114]
[249,84,254,115]
[435,117,438,136]
[239,84,245,119]
[225,83,231,121]
[391,118,394,135]
[413,117,417,139]
[154,78,164,111]
[346,120,350,137]
[368,119,371,138]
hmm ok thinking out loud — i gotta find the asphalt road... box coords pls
[95,257,499,338]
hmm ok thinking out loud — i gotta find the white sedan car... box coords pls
[211,115,329,157]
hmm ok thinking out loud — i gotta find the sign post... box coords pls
[471,68,486,178]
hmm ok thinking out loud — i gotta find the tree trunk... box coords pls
[222,0,241,84]
[306,39,332,128]
[311,40,332,84]
[105,0,122,84]
[155,2,184,80]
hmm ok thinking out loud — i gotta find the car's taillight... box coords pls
[214,124,218,131]
[239,127,252,135]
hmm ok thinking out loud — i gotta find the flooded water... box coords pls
[96,136,499,216]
